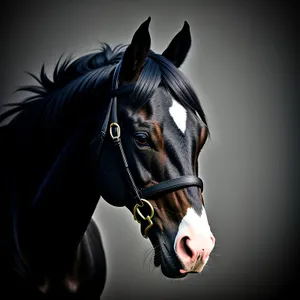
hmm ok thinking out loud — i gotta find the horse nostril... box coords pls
[181,236,193,259]
[176,232,215,266]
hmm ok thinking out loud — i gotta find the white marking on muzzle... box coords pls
[169,99,187,133]
[174,207,211,253]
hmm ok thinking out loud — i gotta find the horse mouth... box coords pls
[151,238,187,279]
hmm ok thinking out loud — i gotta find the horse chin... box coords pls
[160,256,187,279]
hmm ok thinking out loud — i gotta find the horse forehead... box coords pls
[169,98,187,134]
[139,87,193,127]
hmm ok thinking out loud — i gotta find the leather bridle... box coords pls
[97,61,204,238]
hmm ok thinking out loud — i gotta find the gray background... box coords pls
[1,0,298,299]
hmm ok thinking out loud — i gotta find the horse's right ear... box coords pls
[119,17,151,83]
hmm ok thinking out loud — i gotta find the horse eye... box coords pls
[134,132,149,146]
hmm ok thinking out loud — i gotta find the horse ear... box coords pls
[119,17,151,83]
[162,21,191,68]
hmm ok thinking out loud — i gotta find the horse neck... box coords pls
[11,104,105,272]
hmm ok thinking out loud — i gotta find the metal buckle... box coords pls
[109,122,121,140]
[133,199,154,239]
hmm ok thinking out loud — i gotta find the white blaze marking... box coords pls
[169,99,187,133]
[174,207,211,252]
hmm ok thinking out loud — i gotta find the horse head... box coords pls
[96,18,215,278]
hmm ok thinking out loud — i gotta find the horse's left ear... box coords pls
[162,21,191,68]
[119,17,151,83]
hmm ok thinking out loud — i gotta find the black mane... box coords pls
[0,44,125,124]
[0,43,208,131]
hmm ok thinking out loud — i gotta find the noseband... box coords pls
[97,61,204,238]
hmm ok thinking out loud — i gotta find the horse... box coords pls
[0,17,215,299]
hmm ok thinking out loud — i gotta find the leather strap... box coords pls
[94,64,135,156]
[113,138,143,204]
[109,62,143,205]
[141,176,203,199]
[93,83,135,156]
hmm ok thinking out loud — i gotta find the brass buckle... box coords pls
[133,199,154,239]
[109,122,121,140]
